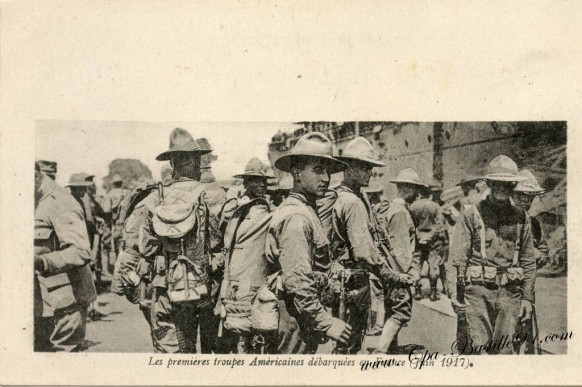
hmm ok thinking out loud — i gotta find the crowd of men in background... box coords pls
[34,127,551,354]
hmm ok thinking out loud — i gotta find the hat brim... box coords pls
[66,182,91,187]
[389,179,428,187]
[514,187,547,194]
[156,149,213,161]
[274,154,347,174]
[336,155,385,167]
[483,174,528,182]
[233,173,276,179]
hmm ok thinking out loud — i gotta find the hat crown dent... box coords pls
[169,127,201,152]
[68,172,91,186]
[515,169,544,192]
[343,137,376,160]
[487,155,519,177]
[392,167,423,185]
[244,157,268,173]
[291,132,335,157]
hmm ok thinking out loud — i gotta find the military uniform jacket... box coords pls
[222,197,272,299]
[330,185,383,268]
[449,196,536,302]
[409,198,446,246]
[380,198,420,274]
[34,177,97,317]
[265,192,333,333]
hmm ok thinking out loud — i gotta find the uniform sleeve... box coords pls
[279,214,333,332]
[342,199,382,266]
[41,207,92,275]
[519,213,537,303]
[450,208,474,279]
[386,211,414,272]
[138,196,162,260]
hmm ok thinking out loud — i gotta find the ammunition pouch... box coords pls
[465,265,525,287]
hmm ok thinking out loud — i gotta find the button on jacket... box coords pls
[449,196,536,302]
[34,177,96,317]
[265,192,333,333]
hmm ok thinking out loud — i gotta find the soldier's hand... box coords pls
[326,317,352,344]
[34,255,45,272]
[408,269,421,283]
[398,273,415,285]
[519,300,533,322]
[450,297,469,314]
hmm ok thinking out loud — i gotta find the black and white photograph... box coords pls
[2,1,582,385]
[34,121,567,355]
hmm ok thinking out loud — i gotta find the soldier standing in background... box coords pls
[409,181,446,301]
[449,155,536,355]
[34,162,97,351]
[363,185,390,336]
[330,137,413,354]
[266,132,352,354]
[373,168,425,354]
[101,174,126,278]
[217,158,276,353]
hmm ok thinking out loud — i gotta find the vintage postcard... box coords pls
[1,1,581,386]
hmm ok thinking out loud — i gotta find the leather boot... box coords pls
[372,319,402,354]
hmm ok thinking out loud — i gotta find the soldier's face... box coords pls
[244,176,268,199]
[293,159,330,198]
[398,183,419,203]
[489,181,515,203]
[345,161,373,187]
[514,192,534,210]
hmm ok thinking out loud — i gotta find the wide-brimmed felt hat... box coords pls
[234,157,276,179]
[37,160,57,174]
[456,176,482,187]
[67,173,92,187]
[274,132,348,174]
[363,184,384,194]
[389,168,427,187]
[336,137,385,167]
[156,128,213,161]
[514,169,546,194]
[483,155,527,182]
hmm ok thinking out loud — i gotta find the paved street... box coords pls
[84,276,567,354]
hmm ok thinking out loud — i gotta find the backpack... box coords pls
[151,181,210,303]
[220,198,275,333]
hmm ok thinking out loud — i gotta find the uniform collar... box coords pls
[36,176,57,205]
[392,197,407,206]
[288,191,317,209]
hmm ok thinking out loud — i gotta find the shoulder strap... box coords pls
[513,211,527,267]
[470,204,488,266]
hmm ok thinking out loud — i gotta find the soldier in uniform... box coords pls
[449,155,536,355]
[330,137,414,354]
[34,162,97,351]
[373,168,425,354]
[410,180,447,301]
[513,169,549,269]
[139,128,220,354]
[266,132,353,354]
[101,174,126,275]
[37,160,58,181]
[217,158,276,354]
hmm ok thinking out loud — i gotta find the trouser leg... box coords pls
[492,287,521,355]
[464,285,495,355]
[50,307,88,352]
[376,284,412,353]
[173,302,200,353]
[150,290,179,353]
[199,305,219,354]
[34,317,55,352]
[276,299,319,354]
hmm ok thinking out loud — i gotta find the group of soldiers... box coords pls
[34,127,548,355]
